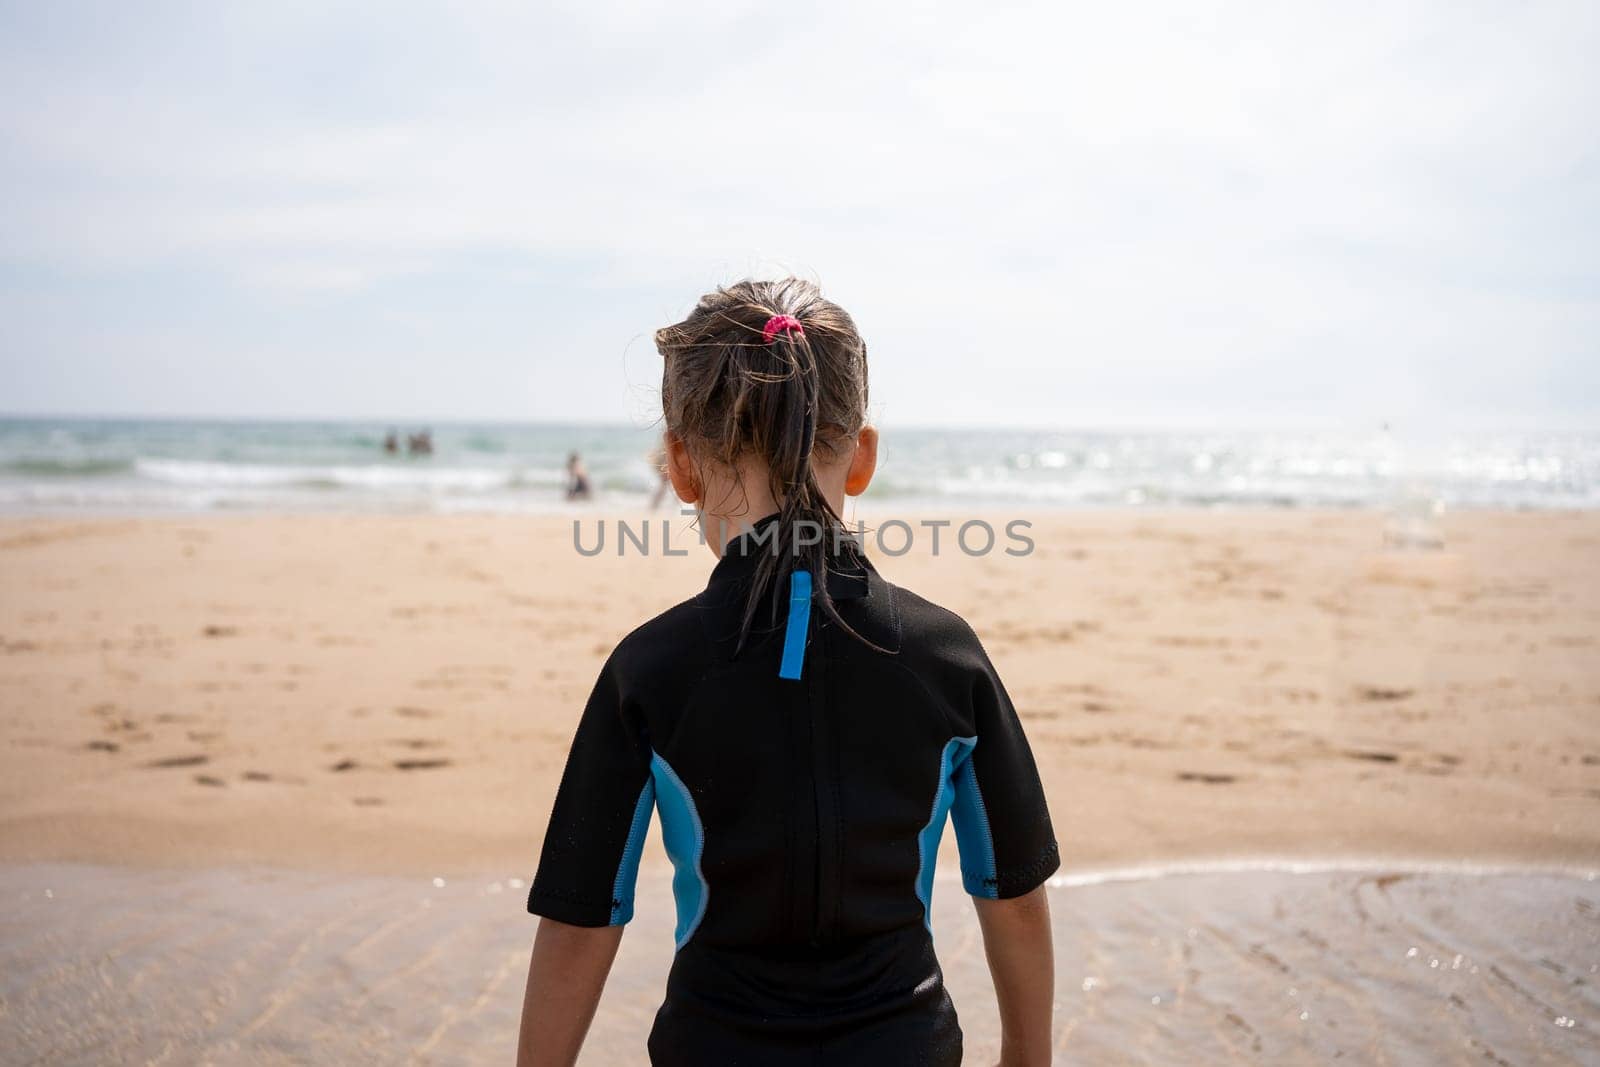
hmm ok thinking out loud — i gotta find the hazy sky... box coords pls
[2,1,1596,429]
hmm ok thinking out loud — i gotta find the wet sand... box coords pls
[3,862,1595,1065]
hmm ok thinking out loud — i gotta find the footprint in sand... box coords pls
[394,706,437,719]
[1344,750,1400,764]
[1356,686,1415,702]
[1177,772,1237,784]
[1415,754,1461,776]
[144,754,209,769]
[393,758,452,771]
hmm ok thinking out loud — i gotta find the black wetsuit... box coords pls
[527,514,1060,1064]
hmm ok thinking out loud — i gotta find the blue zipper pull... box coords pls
[778,569,813,680]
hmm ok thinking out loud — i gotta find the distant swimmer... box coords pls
[566,452,592,501]
[407,430,433,456]
[383,429,399,455]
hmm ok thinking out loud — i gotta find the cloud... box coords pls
[1,0,1596,425]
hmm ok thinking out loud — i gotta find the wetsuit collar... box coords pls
[695,512,901,659]
[705,512,874,601]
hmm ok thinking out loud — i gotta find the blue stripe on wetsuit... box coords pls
[950,748,1000,898]
[778,569,812,680]
[609,776,656,925]
[651,750,709,950]
[915,735,974,931]
[915,735,1001,931]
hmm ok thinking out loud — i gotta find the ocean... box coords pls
[0,416,1595,515]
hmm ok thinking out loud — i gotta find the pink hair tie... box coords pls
[761,314,804,344]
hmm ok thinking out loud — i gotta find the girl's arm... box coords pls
[516,917,625,1067]
[972,884,1055,1067]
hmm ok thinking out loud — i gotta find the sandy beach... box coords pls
[2,510,1597,874]
[2,509,1598,1062]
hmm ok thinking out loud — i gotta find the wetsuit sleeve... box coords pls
[526,654,655,927]
[950,637,1060,899]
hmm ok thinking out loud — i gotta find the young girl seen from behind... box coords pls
[518,278,1059,1066]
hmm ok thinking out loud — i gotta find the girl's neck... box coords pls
[702,511,778,558]
[693,458,850,560]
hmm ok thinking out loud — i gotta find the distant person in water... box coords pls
[383,429,399,455]
[407,430,433,456]
[566,452,592,501]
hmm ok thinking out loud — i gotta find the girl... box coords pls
[518,278,1059,1066]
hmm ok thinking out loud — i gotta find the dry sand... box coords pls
[1,510,1596,875]
[2,510,1599,1063]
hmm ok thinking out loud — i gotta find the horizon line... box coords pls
[3,409,1598,436]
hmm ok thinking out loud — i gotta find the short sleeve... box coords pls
[949,639,1060,899]
[526,654,656,926]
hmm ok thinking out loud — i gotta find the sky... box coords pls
[1,0,1596,431]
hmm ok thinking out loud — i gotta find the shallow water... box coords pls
[4,417,1597,514]
[1,863,1595,1064]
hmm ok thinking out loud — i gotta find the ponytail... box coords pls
[656,278,881,657]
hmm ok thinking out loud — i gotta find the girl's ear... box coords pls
[844,426,878,497]
[664,432,700,505]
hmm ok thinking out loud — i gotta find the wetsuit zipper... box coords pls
[786,645,815,943]
[806,625,840,945]
[778,595,839,946]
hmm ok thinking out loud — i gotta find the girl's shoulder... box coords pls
[848,575,1015,737]
[882,580,993,674]
[597,595,714,698]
